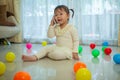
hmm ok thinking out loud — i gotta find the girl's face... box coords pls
[54,9,69,26]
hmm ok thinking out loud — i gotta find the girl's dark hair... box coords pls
[54,5,74,18]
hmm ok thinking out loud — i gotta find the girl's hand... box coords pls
[50,16,57,26]
[72,52,79,60]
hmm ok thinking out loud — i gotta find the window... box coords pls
[21,0,120,45]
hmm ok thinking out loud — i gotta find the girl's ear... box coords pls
[67,14,70,21]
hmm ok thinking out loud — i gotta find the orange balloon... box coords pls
[73,61,87,73]
[14,71,31,80]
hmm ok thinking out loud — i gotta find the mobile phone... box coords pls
[53,19,57,24]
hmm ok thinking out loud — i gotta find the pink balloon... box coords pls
[26,43,32,49]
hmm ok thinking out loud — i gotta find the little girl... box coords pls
[22,5,79,61]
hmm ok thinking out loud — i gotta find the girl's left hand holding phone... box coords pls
[50,16,57,26]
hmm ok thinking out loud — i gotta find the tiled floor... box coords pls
[0,44,120,80]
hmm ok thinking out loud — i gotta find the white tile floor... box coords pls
[0,44,120,80]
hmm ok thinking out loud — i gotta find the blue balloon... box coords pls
[113,54,120,64]
[102,41,109,46]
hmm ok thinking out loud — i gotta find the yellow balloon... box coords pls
[76,68,92,80]
[0,61,6,75]
[42,41,47,46]
[5,52,16,62]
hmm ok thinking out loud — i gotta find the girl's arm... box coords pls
[47,26,56,38]
[71,26,80,60]
[47,16,56,38]
[71,26,79,53]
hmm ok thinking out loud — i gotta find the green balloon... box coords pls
[92,49,100,57]
[78,46,83,54]
[102,46,107,52]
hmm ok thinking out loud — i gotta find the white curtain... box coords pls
[21,0,120,45]
[79,0,120,45]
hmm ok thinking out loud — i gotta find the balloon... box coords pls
[42,41,47,46]
[78,46,83,54]
[102,46,107,52]
[92,49,100,57]
[26,43,32,49]
[5,52,16,62]
[76,68,92,80]
[90,43,96,49]
[73,62,87,73]
[14,71,31,80]
[104,47,112,55]
[0,61,6,75]
[102,41,109,46]
[113,54,120,64]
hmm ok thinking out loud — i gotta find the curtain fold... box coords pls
[6,0,22,43]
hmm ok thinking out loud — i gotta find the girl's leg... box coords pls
[22,45,55,61]
[22,55,37,62]
[48,46,72,60]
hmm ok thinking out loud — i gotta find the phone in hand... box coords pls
[53,16,59,25]
[53,16,57,24]
[53,19,57,24]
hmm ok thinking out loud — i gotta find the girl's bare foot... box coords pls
[22,54,37,62]
[72,53,79,60]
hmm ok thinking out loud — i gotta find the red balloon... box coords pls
[104,48,112,55]
[90,43,96,49]
[14,71,31,80]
